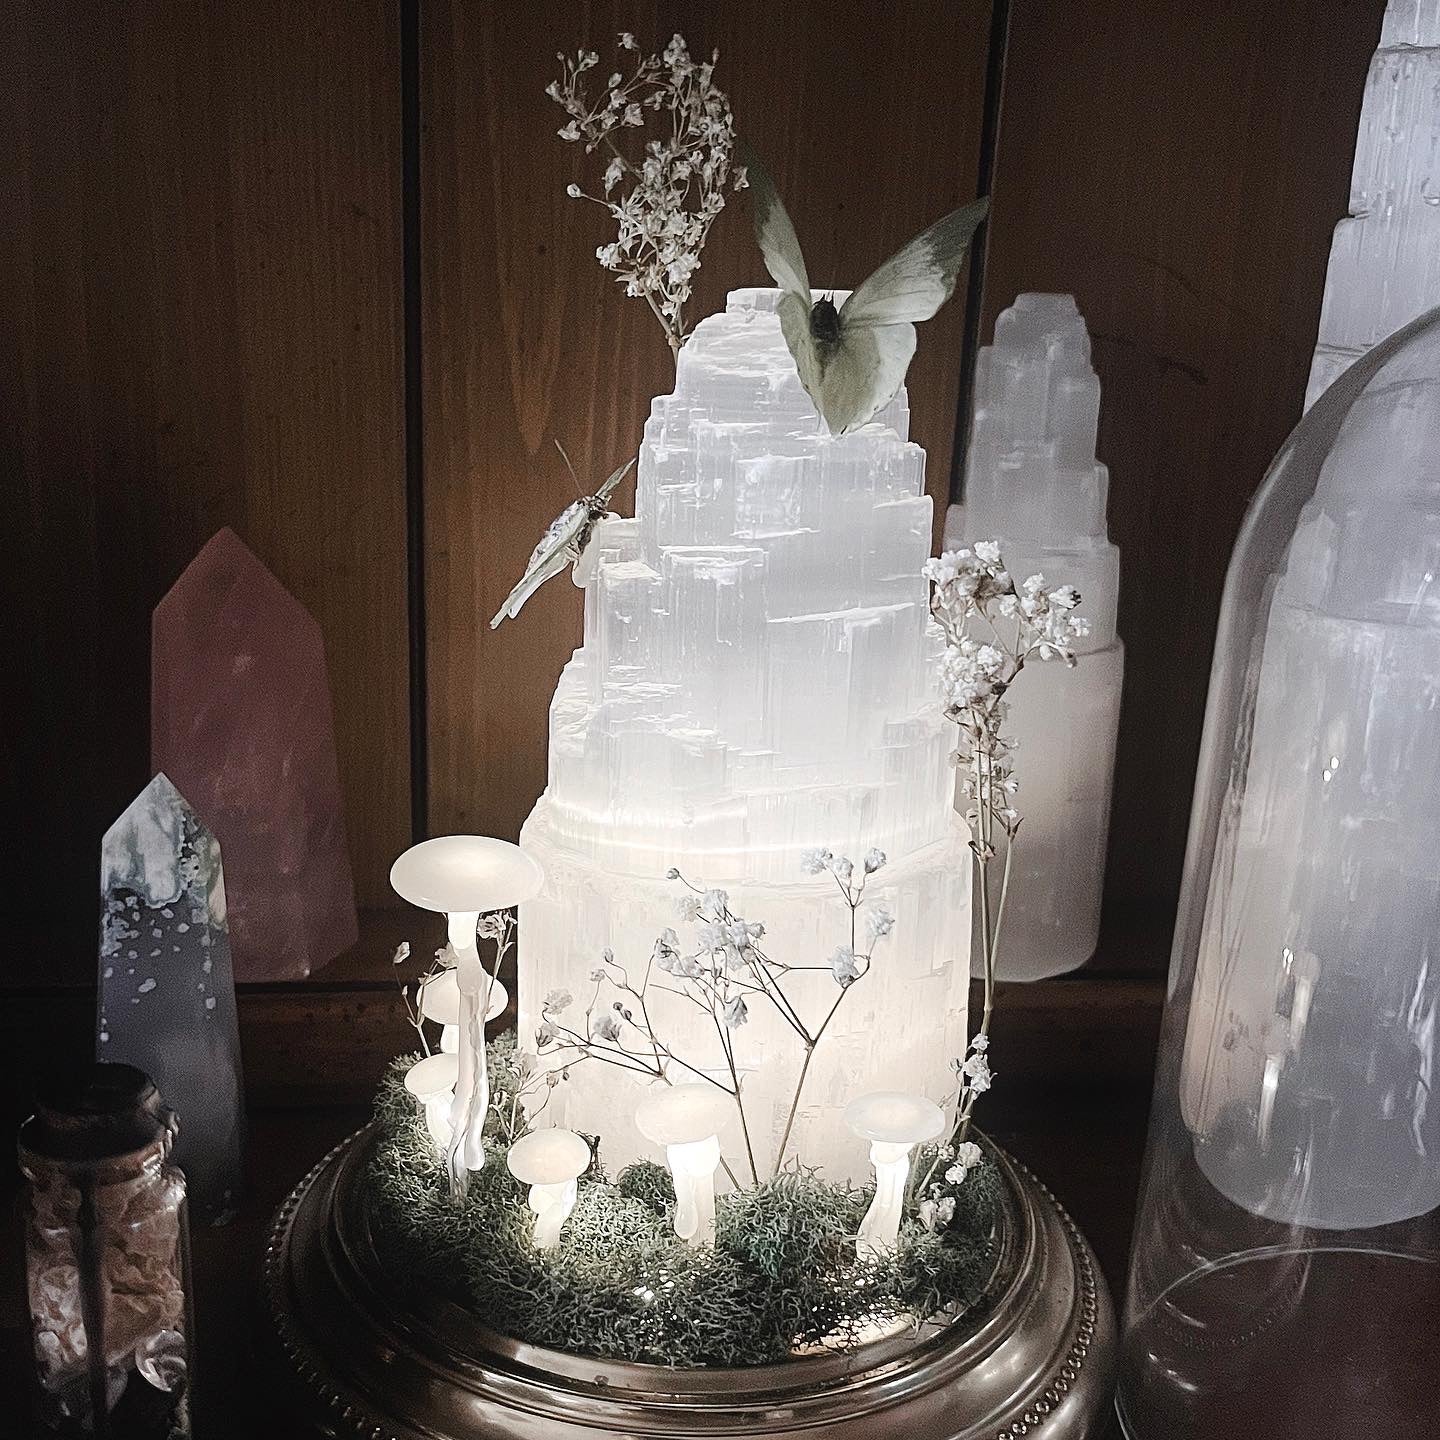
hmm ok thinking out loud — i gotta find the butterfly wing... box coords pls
[488,501,588,629]
[840,196,989,328]
[747,153,829,405]
[747,152,812,303]
[814,321,918,434]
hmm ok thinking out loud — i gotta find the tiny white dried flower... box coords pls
[543,987,573,1014]
[800,845,831,875]
[865,905,895,943]
[829,945,861,985]
[863,847,887,873]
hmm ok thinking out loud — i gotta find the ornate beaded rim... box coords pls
[991,1170,1101,1440]
[261,1130,1107,1440]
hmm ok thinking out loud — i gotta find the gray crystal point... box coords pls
[98,773,245,1226]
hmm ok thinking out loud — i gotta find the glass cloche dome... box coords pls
[1117,309,1440,1438]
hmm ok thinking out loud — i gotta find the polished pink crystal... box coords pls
[151,528,357,980]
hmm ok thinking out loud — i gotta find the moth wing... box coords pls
[747,152,812,304]
[592,456,636,507]
[778,290,824,403]
[815,322,917,434]
[840,197,989,329]
[488,505,587,629]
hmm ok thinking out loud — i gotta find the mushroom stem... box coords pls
[444,909,487,1199]
[857,1140,915,1260]
[667,1134,721,1245]
[528,1178,579,1248]
[424,1094,454,1153]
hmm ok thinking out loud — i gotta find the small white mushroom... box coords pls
[420,968,508,1054]
[845,1092,945,1260]
[390,836,544,1200]
[404,1051,461,1154]
[635,1084,732,1246]
[506,1128,591,1248]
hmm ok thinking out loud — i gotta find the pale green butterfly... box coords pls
[748,155,989,435]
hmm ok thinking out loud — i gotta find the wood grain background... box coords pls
[0,0,411,967]
[980,0,1386,947]
[0,0,1385,983]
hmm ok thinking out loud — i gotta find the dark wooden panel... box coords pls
[0,0,410,968]
[977,0,1384,958]
[422,0,994,840]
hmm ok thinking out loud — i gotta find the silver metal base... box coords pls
[261,1127,1116,1439]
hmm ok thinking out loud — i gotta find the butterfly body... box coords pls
[489,457,635,630]
[749,157,988,434]
[809,296,843,346]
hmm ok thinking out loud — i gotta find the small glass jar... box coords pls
[18,1062,194,1439]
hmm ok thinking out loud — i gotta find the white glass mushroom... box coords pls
[419,966,509,1055]
[506,1128,591,1249]
[404,1051,461,1155]
[391,836,544,1198]
[845,1092,945,1261]
[635,1084,732,1246]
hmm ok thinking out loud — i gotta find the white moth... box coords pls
[749,157,988,435]
[488,450,635,629]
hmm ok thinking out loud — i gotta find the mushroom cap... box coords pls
[844,1091,945,1145]
[419,969,508,1024]
[404,1052,460,1099]
[634,1082,732,1147]
[506,1127,591,1186]
[390,835,544,914]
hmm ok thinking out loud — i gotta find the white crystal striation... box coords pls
[519,289,971,1183]
[1306,1,1440,407]
[947,294,1123,979]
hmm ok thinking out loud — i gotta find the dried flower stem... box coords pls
[924,542,1088,1143]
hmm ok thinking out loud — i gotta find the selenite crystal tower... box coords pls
[519,289,970,1183]
[946,294,1122,978]
[1306,1,1440,408]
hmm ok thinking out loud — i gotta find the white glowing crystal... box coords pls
[518,289,970,1183]
[1306,1,1440,407]
[947,294,1122,979]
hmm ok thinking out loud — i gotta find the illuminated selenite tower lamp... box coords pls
[1117,311,1440,1439]
[390,837,543,1198]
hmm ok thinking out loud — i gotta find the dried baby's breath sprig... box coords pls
[548,33,748,359]
[924,541,1088,1141]
[536,849,892,1185]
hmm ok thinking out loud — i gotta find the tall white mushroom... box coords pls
[390,836,544,1199]
[635,1084,732,1246]
[506,1128,591,1249]
[404,1051,461,1154]
[420,966,509,1055]
[845,1092,945,1260]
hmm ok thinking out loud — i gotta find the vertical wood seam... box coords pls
[950,0,1013,504]
[402,0,429,842]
